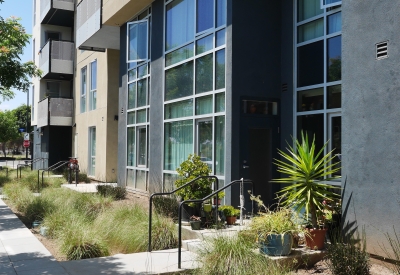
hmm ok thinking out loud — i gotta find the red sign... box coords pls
[23,140,30,148]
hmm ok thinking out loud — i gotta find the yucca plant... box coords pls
[272,131,341,228]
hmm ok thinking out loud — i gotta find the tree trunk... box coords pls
[310,203,318,229]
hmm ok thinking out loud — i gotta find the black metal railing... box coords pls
[17,158,48,178]
[148,175,219,252]
[177,179,254,269]
[37,160,69,192]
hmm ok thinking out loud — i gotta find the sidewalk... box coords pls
[0,198,197,274]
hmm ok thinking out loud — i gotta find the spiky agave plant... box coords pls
[272,131,341,228]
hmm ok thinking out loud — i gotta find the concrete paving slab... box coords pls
[0,229,33,242]
[12,258,69,275]
[0,263,16,275]
[6,246,52,262]
[60,248,198,275]
[1,237,43,247]
[62,183,117,193]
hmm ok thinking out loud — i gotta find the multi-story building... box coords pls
[31,0,400,256]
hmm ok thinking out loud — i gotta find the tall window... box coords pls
[89,60,97,111]
[81,66,87,113]
[126,8,151,191]
[33,0,36,26]
[296,0,342,176]
[163,0,227,188]
[31,86,35,121]
[89,127,96,176]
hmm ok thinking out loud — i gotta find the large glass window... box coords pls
[166,44,194,67]
[327,36,342,82]
[127,127,135,167]
[197,120,213,169]
[164,120,193,171]
[165,99,193,119]
[298,88,324,112]
[80,67,87,113]
[166,0,195,51]
[138,127,147,166]
[215,116,225,175]
[89,127,96,176]
[127,20,148,62]
[297,41,324,87]
[195,54,213,94]
[215,49,225,89]
[89,60,97,111]
[298,0,323,22]
[298,19,323,43]
[197,0,214,33]
[165,61,194,101]
[328,12,341,34]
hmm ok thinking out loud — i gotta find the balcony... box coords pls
[76,0,119,51]
[102,0,153,26]
[37,98,73,128]
[40,0,74,27]
[39,40,74,80]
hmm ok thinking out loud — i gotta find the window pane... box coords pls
[128,21,148,62]
[215,49,225,90]
[298,18,323,43]
[196,95,213,115]
[138,128,147,166]
[328,85,341,108]
[215,116,225,176]
[90,61,97,90]
[298,88,324,112]
[128,83,136,109]
[126,169,135,187]
[166,43,194,67]
[137,79,147,107]
[216,29,225,47]
[197,0,213,33]
[216,0,226,27]
[137,109,146,123]
[164,120,193,171]
[164,173,179,191]
[196,53,213,94]
[165,99,193,119]
[215,92,225,112]
[80,67,87,113]
[323,0,341,7]
[128,69,136,82]
[331,116,341,176]
[297,114,324,152]
[198,120,213,170]
[327,36,342,82]
[328,12,341,34]
[298,0,323,22]
[90,90,97,110]
[127,127,135,166]
[136,170,147,190]
[166,0,195,51]
[297,40,323,87]
[138,64,148,78]
[196,34,213,55]
[165,61,194,101]
[127,112,136,125]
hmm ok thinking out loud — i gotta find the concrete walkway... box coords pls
[0,198,197,274]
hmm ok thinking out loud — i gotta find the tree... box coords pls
[0,0,41,101]
[12,104,31,132]
[0,110,19,157]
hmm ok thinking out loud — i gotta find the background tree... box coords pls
[0,110,19,157]
[0,0,41,101]
[12,104,31,132]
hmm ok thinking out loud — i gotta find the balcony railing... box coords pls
[39,40,74,80]
[76,0,119,51]
[37,97,73,128]
[41,0,74,26]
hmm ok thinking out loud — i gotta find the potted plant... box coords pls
[219,205,240,225]
[189,215,202,230]
[272,131,341,250]
[213,191,225,205]
[247,194,299,256]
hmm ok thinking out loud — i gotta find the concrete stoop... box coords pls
[264,246,327,269]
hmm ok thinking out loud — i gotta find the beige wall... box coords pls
[73,49,119,181]
[102,0,153,26]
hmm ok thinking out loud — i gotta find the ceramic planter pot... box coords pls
[259,233,293,256]
[190,220,202,230]
[226,216,237,225]
[305,228,327,250]
[203,204,212,212]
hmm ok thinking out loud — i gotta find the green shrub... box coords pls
[195,235,290,275]
[25,196,55,223]
[153,196,179,221]
[325,232,370,275]
[62,168,91,183]
[3,183,34,212]
[96,185,126,200]
[219,205,240,217]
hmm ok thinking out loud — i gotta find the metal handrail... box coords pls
[177,179,254,269]
[148,175,219,252]
[16,163,30,178]
[37,160,69,192]
[16,158,48,178]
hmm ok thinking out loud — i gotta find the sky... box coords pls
[0,0,33,111]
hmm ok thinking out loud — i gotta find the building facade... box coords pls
[31,0,400,256]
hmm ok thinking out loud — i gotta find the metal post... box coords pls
[178,202,183,269]
[26,89,29,160]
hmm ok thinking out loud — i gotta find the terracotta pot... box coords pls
[226,216,236,225]
[213,198,221,205]
[305,228,327,250]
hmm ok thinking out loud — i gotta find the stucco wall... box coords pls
[342,0,400,256]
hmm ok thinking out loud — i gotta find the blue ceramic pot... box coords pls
[259,233,292,256]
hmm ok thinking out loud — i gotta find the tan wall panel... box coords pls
[102,0,153,26]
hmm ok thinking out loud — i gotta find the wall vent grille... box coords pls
[281,83,288,93]
[376,41,388,60]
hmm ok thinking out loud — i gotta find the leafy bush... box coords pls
[62,168,91,183]
[25,196,55,223]
[325,232,370,275]
[219,205,240,217]
[2,183,34,212]
[175,154,214,207]
[96,185,126,200]
[194,235,290,275]
[153,196,179,221]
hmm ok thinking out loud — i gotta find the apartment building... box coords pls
[31,0,400,256]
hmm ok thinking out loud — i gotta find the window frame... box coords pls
[320,0,341,9]
[80,66,87,113]
[89,60,97,111]
[127,20,149,63]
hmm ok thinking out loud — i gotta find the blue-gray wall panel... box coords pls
[342,0,400,256]
[118,24,127,186]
